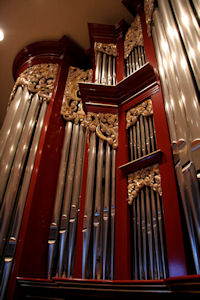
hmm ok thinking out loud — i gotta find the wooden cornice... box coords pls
[88,19,129,48]
[13,36,92,80]
[80,63,159,113]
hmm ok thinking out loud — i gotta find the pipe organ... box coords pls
[0,1,200,299]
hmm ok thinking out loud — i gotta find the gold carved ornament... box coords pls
[86,112,118,149]
[61,66,118,149]
[61,66,93,124]
[10,63,59,103]
[124,14,144,59]
[126,99,153,129]
[144,0,155,37]
[127,164,162,205]
[94,42,117,57]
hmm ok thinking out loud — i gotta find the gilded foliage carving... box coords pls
[86,112,118,149]
[10,63,59,102]
[94,42,117,57]
[127,164,162,204]
[124,14,144,59]
[126,99,153,129]
[61,66,93,124]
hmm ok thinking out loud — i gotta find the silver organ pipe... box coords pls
[125,46,146,77]
[0,63,58,298]
[152,1,200,274]
[128,166,167,280]
[0,86,22,160]
[192,0,200,19]
[94,42,117,85]
[124,15,146,77]
[171,0,200,90]
[126,99,167,280]
[82,132,96,279]
[48,121,86,278]
[48,66,92,279]
[0,100,48,299]
[82,113,118,280]
[0,93,40,257]
[126,99,157,161]
[0,87,30,203]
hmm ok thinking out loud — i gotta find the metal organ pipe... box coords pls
[152,2,200,274]
[171,0,200,90]
[0,93,40,257]
[0,100,48,299]
[94,43,117,85]
[0,87,30,203]
[82,132,96,278]
[192,0,200,19]
[157,0,200,169]
[48,121,73,278]
[0,86,22,160]
[67,124,86,277]
[93,139,104,279]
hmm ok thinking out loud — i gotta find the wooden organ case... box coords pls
[0,0,200,299]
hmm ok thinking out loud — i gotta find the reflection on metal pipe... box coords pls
[93,139,104,279]
[0,87,30,204]
[126,99,157,161]
[0,100,48,299]
[57,123,79,277]
[128,167,167,280]
[125,46,147,77]
[82,132,96,278]
[0,87,22,160]
[0,93,40,257]
[102,143,111,280]
[48,121,72,278]
[152,2,200,274]
[171,0,200,89]
[67,124,86,277]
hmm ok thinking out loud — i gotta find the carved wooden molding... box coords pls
[10,63,59,103]
[126,99,153,129]
[127,164,162,204]
[61,66,93,124]
[124,14,143,59]
[94,42,117,57]
[86,112,118,149]
[144,0,155,37]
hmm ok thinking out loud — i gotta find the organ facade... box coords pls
[0,0,200,299]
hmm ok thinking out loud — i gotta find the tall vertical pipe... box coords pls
[82,132,96,278]
[67,124,86,277]
[0,100,48,299]
[0,87,22,160]
[110,149,116,280]
[57,123,79,276]
[102,143,111,279]
[171,0,200,89]
[92,139,104,279]
[0,87,30,203]
[0,94,40,257]
[48,121,72,278]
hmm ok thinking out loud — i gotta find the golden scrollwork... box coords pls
[127,164,162,205]
[86,112,118,149]
[94,42,117,57]
[61,66,93,124]
[124,14,144,59]
[144,0,155,37]
[126,99,153,129]
[10,63,59,103]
